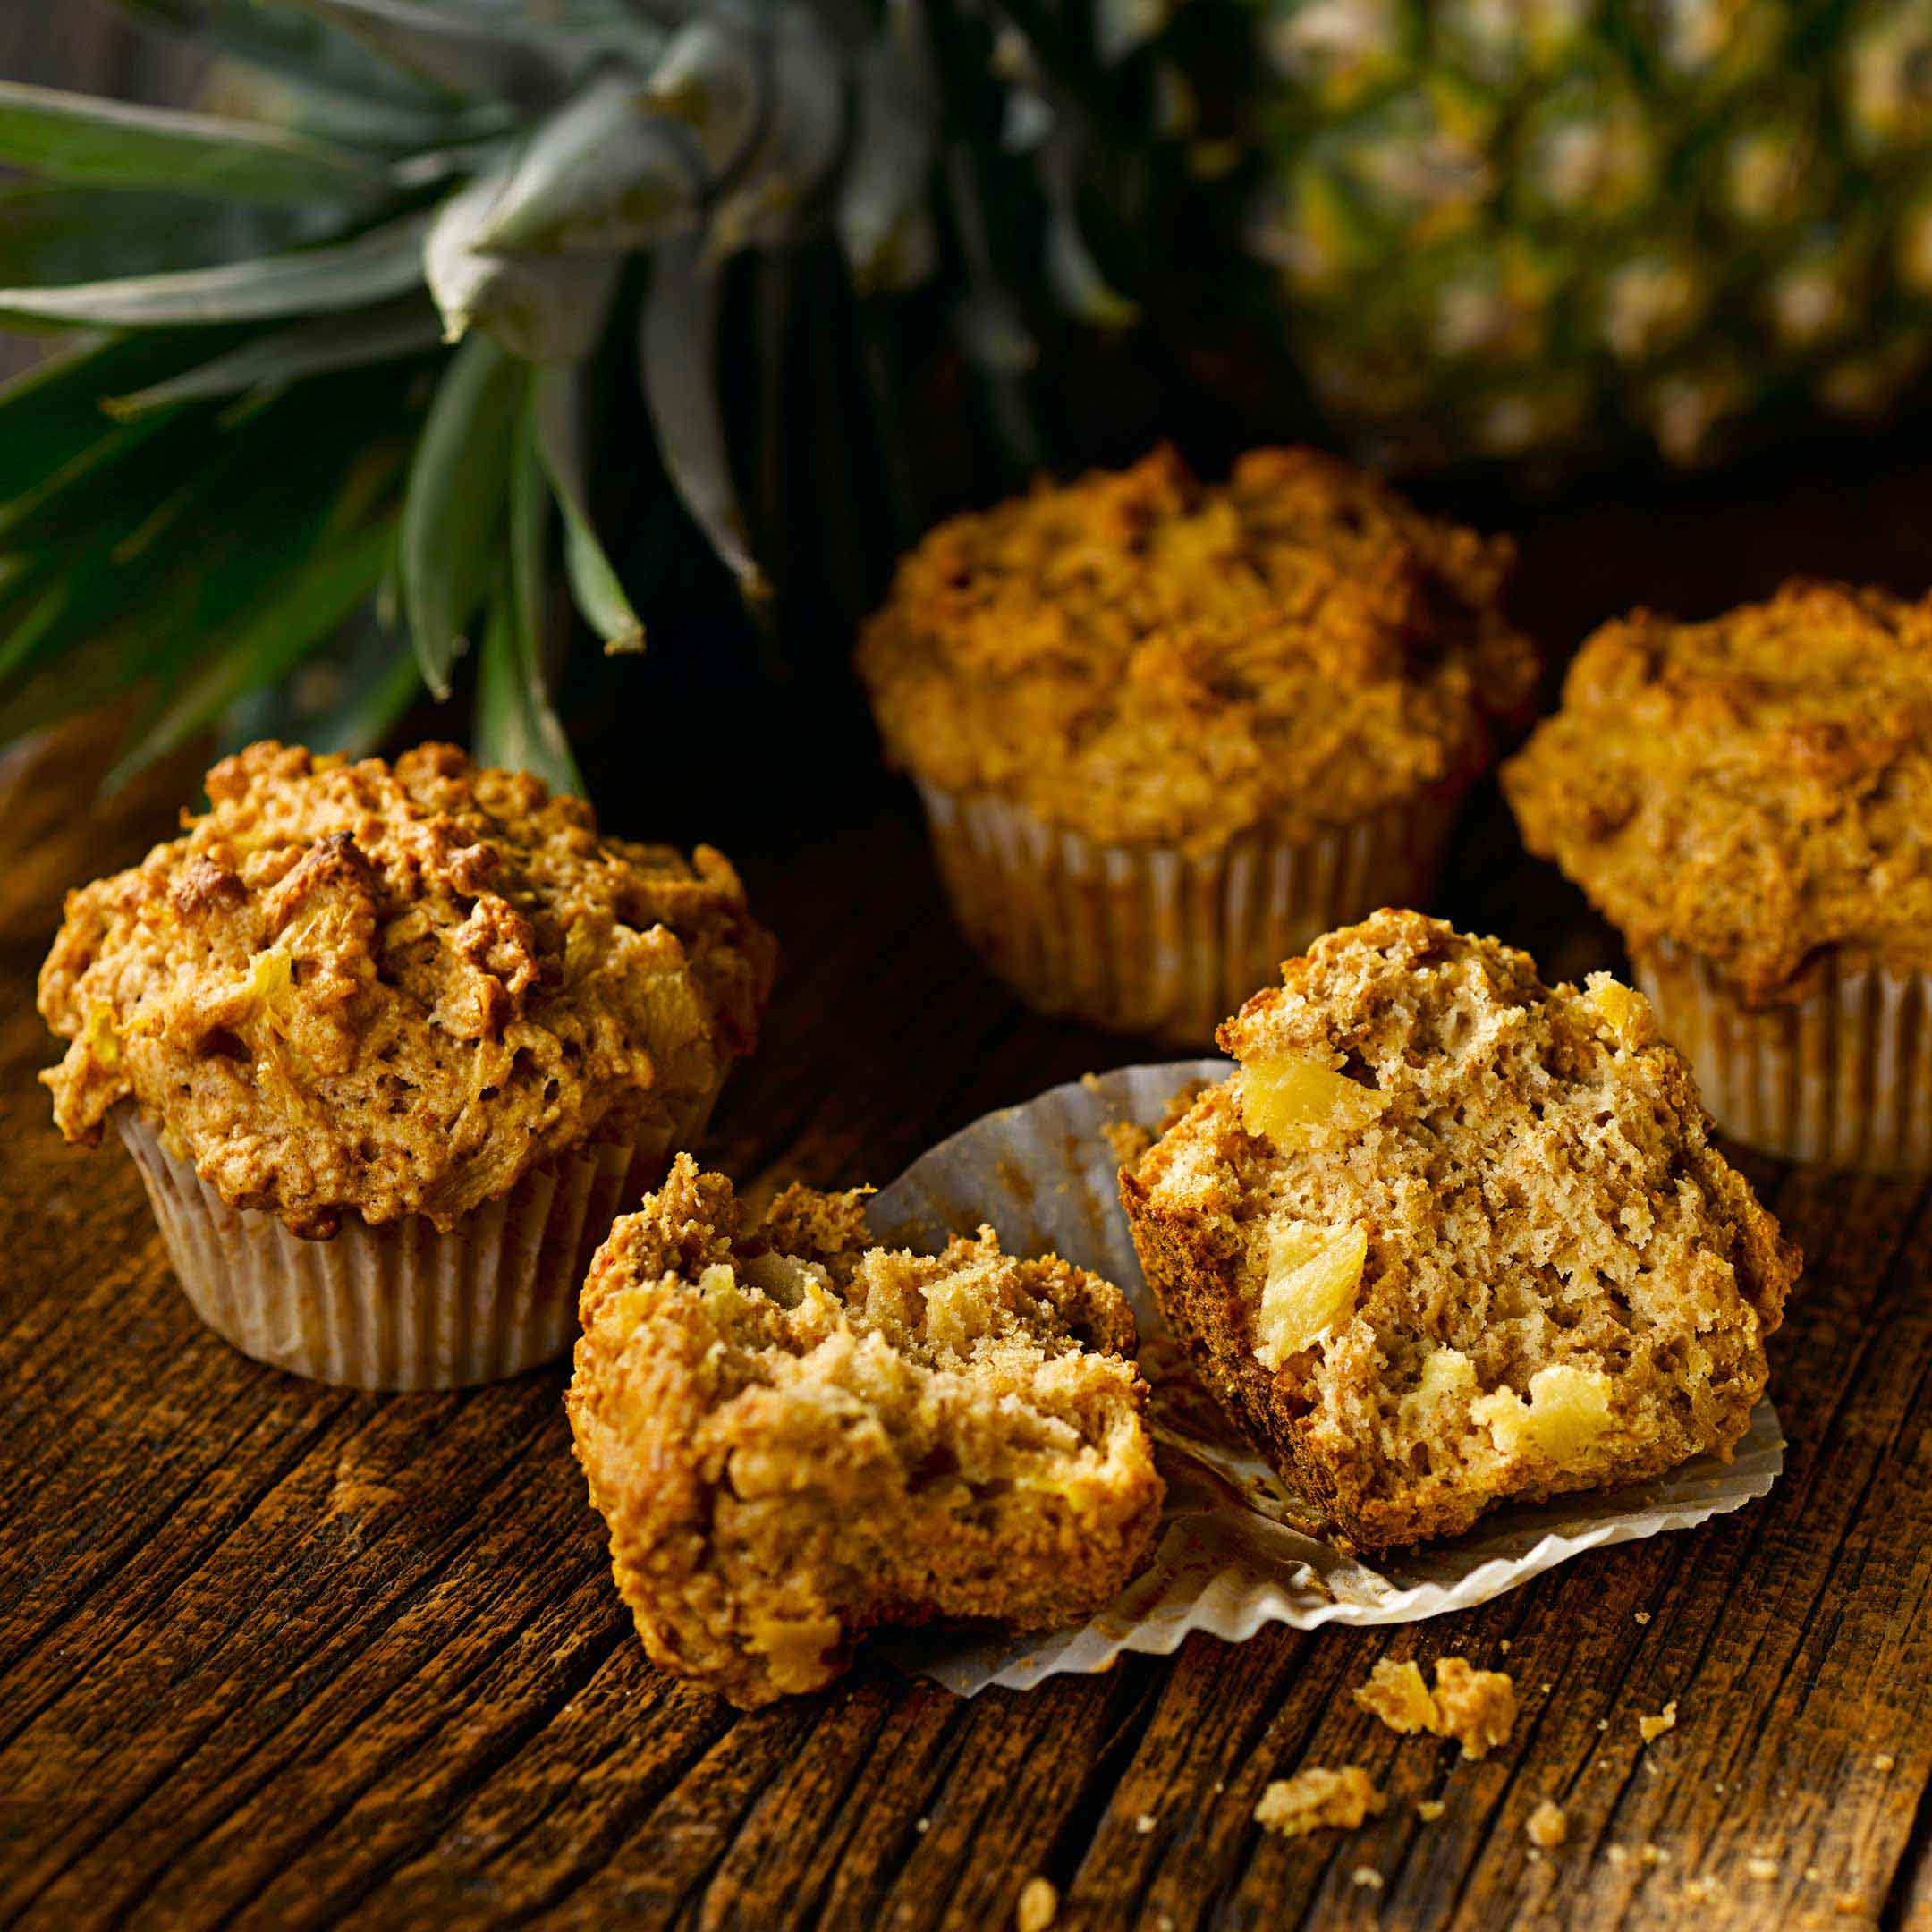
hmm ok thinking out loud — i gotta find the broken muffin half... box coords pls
[569,1154,1165,1706]
[1119,911,1799,1552]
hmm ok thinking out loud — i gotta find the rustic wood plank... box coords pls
[4,724,1932,1932]
[3,23,1932,1915]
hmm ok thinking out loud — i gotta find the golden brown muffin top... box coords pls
[857,445,1538,848]
[38,741,776,1236]
[1504,580,1932,1004]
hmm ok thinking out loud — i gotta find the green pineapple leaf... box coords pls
[104,296,445,417]
[1,369,412,708]
[275,0,591,106]
[424,162,623,360]
[0,184,326,284]
[113,0,462,114]
[530,362,643,653]
[400,328,524,697]
[474,418,580,792]
[106,513,397,789]
[0,80,389,205]
[0,209,433,329]
[303,643,425,760]
[0,327,242,503]
[470,73,703,254]
[640,236,768,605]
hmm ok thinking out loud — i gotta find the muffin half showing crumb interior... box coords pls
[568,1155,1165,1707]
[1120,911,1799,1551]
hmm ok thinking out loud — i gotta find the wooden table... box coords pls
[1,708,1929,1932]
[6,18,1932,1931]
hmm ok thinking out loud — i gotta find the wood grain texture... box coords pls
[4,25,1932,1932]
[1,707,1929,1932]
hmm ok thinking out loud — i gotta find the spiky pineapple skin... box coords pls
[1236,0,1932,467]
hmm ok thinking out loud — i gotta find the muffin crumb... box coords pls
[1351,1867,1384,1891]
[1417,1800,1445,1823]
[1639,1701,1680,1744]
[1355,1657,1517,1759]
[1016,1876,1057,1931]
[1254,1767,1385,1837]
[1527,1801,1569,1850]
[1747,1858,1780,1881]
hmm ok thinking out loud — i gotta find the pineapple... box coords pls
[0,0,1106,787]
[1239,0,1932,467]
[7,0,1932,793]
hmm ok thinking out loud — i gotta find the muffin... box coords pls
[1119,911,1797,1552]
[857,445,1538,1043]
[1504,580,1932,1172]
[568,1154,1164,1707]
[38,741,775,1389]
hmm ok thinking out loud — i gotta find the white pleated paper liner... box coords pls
[866,1062,1785,1699]
[117,1076,724,1390]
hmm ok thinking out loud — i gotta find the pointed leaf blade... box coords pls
[530,361,643,652]
[400,330,525,697]
[0,210,432,329]
[107,516,396,789]
[0,80,388,205]
[0,183,330,286]
[275,0,588,108]
[474,425,580,792]
[425,165,622,362]
[105,297,445,416]
[639,237,767,606]
[474,73,701,255]
[0,327,242,504]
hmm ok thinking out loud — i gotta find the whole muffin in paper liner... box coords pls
[38,741,776,1385]
[858,445,1538,1040]
[1504,579,1932,1168]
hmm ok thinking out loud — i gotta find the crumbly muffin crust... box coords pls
[38,741,775,1237]
[858,445,1538,848]
[1121,911,1798,1551]
[568,1155,1164,1707]
[1504,579,1932,1004]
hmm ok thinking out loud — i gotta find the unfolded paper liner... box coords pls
[911,784,1459,1046]
[1633,940,1932,1174]
[116,1080,723,1391]
[867,1062,1784,1698]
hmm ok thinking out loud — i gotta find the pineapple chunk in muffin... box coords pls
[568,1155,1165,1707]
[1120,911,1799,1552]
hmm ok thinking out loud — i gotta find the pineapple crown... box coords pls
[0,0,1168,791]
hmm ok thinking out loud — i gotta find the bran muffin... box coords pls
[568,1154,1164,1707]
[38,741,775,1387]
[1120,911,1797,1551]
[857,445,1538,1044]
[1504,579,1932,1171]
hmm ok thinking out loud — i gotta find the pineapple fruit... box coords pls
[1239,0,1932,466]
